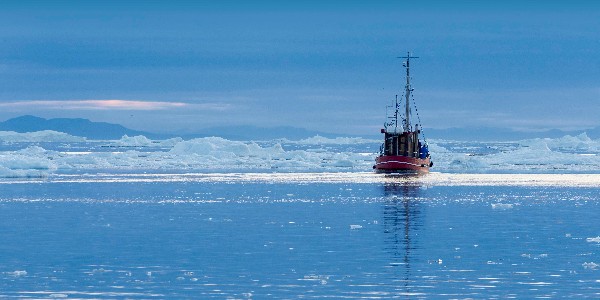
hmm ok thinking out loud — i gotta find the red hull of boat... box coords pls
[374,155,431,174]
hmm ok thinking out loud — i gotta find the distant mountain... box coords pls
[425,126,600,141]
[0,115,341,141]
[190,125,341,140]
[3,115,597,141]
[0,115,166,140]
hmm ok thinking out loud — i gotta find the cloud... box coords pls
[0,100,189,111]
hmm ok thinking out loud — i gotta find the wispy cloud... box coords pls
[0,100,189,111]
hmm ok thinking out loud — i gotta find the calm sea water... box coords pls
[0,173,599,299]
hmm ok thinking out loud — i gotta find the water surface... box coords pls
[1,173,599,298]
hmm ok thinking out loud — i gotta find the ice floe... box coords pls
[582,262,599,269]
[167,137,372,171]
[284,135,378,145]
[432,133,600,173]
[0,136,374,177]
[4,270,27,277]
[0,132,599,177]
[0,130,86,143]
[491,203,513,210]
[111,135,183,147]
[545,133,600,152]
[586,236,600,243]
[0,146,57,178]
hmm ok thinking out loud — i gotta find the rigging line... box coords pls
[411,93,427,144]
[399,92,407,129]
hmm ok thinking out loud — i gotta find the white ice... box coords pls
[1,131,600,178]
[111,135,183,147]
[586,236,600,243]
[0,130,86,143]
[0,146,57,178]
[283,135,378,145]
[433,133,600,173]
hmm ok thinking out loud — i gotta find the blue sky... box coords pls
[0,1,598,136]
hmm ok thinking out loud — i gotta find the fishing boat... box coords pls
[374,52,433,174]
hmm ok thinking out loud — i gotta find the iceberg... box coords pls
[0,130,86,143]
[430,134,600,173]
[545,133,600,152]
[0,146,57,178]
[111,135,183,147]
[0,133,599,177]
[168,137,369,170]
[286,135,378,145]
[113,135,153,147]
[170,137,281,157]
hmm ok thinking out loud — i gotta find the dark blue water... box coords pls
[1,175,599,298]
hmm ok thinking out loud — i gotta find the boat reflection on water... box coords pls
[381,175,424,295]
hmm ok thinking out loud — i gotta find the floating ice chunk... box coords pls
[160,137,184,147]
[5,270,27,277]
[332,159,354,168]
[491,203,513,210]
[109,135,183,147]
[289,135,378,145]
[302,274,330,281]
[114,135,153,146]
[586,236,600,243]
[170,137,283,158]
[582,262,599,269]
[427,142,450,153]
[448,155,486,170]
[0,166,51,178]
[546,133,600,152]
[0,130,86,143]
[91,268,109,274]
[520,139,552,152]
[433,134,600,173]
[0,146,56,178]
[517,281,553,286]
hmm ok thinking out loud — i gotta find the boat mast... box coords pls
[394,94,398,130]
[398,52,418,132]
